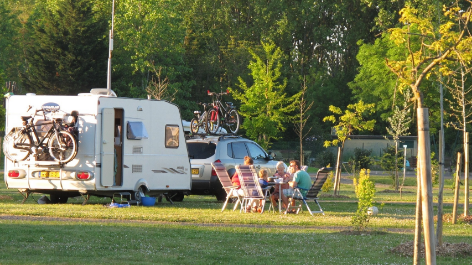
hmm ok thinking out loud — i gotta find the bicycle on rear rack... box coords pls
[205,90,240,135]
[190,102,210,134]
[3,105,78,163]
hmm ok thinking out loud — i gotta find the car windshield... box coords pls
[187,142,216,159]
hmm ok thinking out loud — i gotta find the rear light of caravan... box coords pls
[211,159,221,176]
[77,172,91,180]
[8,170,20,177]
[8,169,26,178]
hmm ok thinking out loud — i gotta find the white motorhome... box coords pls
[3,89,191,204]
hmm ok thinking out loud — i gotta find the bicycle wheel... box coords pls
[190,118,199,134]
[205,108,220,134]
[226,109,240,134]
[48,130,78,163]
[3,128,31,162]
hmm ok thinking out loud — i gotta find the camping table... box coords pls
[274,179,288,213]
[268,177,288,213]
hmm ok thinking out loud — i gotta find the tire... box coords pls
[166,191,185,202]
[226,109,240,134]
[3,128,32,162]
[48,131,78,163]
[205,108,220,134]
[50,193,68,204]
[133,186,146,205]
[215,187,227,201]
[190,118,199,134]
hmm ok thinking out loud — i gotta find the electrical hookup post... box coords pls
[106,0,115,96]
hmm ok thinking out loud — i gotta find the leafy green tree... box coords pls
[323,100,376,195]
[113,0,194,118]
[386,3,472,261]
[23,0,108,95]
[0,2,21,86]
[230,41,299,149]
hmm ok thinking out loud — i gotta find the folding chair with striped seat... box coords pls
[235,165,266,213]
[285,167,334,216]
[211,162,241,211]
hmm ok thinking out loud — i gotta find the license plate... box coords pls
[191,168,199,175]
[41,171,60,178]
[49,171,60,178]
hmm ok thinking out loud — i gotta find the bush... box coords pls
[353,148,373,170]
[315,150,336,168]
[352,169,376,231]
[321,165,334,192]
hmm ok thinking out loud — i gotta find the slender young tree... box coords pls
[323,100,376,195]
[443,56,472,217]
[386,88,412,191]
[386,3,472,263]
[294,76,314,164]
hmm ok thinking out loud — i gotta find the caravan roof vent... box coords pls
[89,88,117,97]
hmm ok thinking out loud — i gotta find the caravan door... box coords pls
[100,108,124,187]
[100,108,115,186]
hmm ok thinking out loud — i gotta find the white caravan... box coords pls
[3,89,191,204]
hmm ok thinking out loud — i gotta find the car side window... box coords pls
[229,142,248,159]
[246,142,266,159]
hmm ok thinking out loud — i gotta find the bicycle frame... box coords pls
[14,114,63,153]
[208,91,233,123]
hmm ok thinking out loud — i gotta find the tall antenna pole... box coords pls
[106,0,115,95]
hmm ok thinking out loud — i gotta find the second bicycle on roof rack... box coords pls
[205,89,240,135]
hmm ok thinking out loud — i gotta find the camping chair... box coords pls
[236,165,266,213]
[285,167,334,216]
[262,186,275,213]
[211,162,242,211]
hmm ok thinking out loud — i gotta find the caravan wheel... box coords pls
[133,187,146,204]
[50,193,68,204]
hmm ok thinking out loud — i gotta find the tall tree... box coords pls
[386,2,472,263]
[113,0,194,118]
[23,0,108,95]
[230,41,299,149]
[0,2,21,86]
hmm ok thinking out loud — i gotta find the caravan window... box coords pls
[165,125,179,148]
[127,121,149,140]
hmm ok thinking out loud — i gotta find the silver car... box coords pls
[187,135,281,200]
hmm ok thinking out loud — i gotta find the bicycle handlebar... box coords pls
[207,89,230,97]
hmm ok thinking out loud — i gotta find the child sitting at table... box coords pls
[252,169,269,212]
[258,169,269,188]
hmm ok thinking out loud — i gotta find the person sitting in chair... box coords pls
[282,160,311,211]
[270,161,291,209]
[231,156,253,198]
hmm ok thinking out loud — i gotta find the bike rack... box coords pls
[15,160,66,167]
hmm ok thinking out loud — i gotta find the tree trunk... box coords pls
[333,146,342,196]
[453,152,462,224]
[413,154,422,265]
[436,130,445,246]
[395,140,399,191]
[465,132,469,217]
[417,108,436,265]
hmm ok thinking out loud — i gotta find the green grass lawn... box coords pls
[0,172,471,264]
